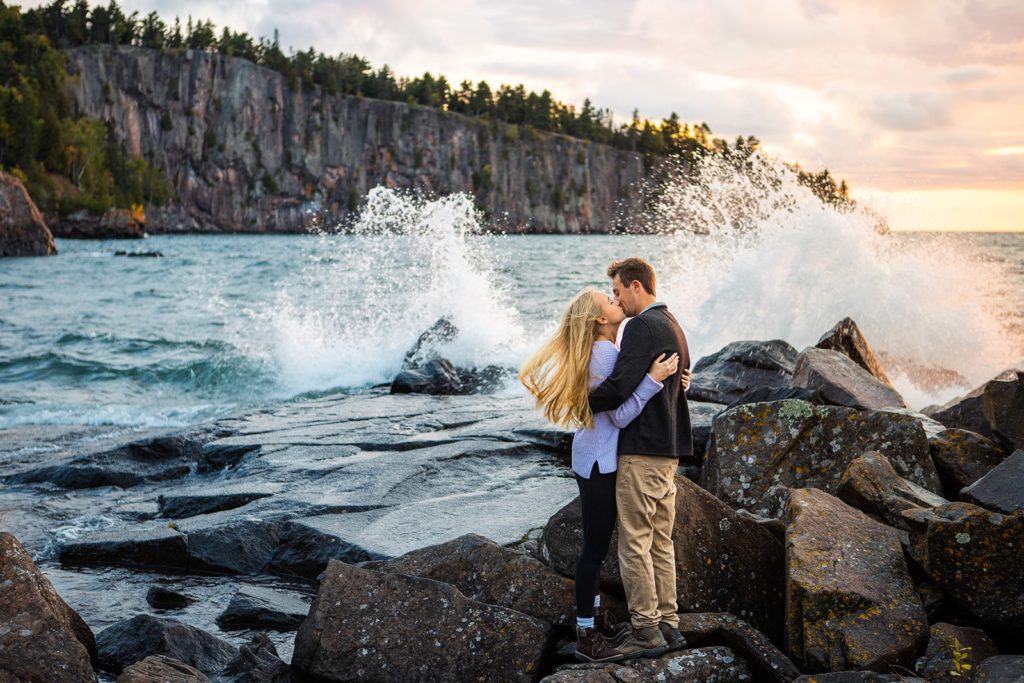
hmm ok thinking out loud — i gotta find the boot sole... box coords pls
[574,651,625,663]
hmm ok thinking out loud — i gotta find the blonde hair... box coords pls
[519,288,603,429]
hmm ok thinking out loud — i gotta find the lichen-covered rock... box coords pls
[793,674,920,682]
[791,347,906,410]
[540,478,786,643]
[929,428,1009,497]
[676,612,800,683]
[0,532,96,682]
[701,400,939,518]
[973,656,1024,682]
[914,622,998,683]
[815,317,894,388]
[960,449,1024,513]
[545,647,754,682]
[116,654,210,682]
[926,369,1023,449]
[291,560,553,682]
[689,340,799,405]
[902,502,1024,631]
[837,451,948,530]
[0,170,56,257]
[96,614,237,676]
[540,664,641,682]
[785,488,928,673]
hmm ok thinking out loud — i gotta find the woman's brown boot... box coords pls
[594,606,631,646]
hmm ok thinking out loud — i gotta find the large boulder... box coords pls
[815,318,893,387]
[373,533,584,629]
[791,347,907,410]
[701,400,939,518]
[0,532,97,681]
[676,612,801,683]
[785,488,928,672]
[0,170,56,257]
[689,340,800,405]
[837,451,948,531]
[928,428,1009,497]
[541,477,786,643]
[960,450,1024,513]
[926,369,1024,449]
[914,622,998,683]
[902,502,1024,631]
[116,654,210,682]
[292,560,553,682]
[973,656,1024,682]
[96,614,238,676]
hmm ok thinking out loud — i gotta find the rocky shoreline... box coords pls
[1,318,1022,681]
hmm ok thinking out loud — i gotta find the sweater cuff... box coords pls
[637,374,664,399]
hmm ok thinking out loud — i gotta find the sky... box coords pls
[27,0,1024,231]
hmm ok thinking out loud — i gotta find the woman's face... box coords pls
[594,291,626,325]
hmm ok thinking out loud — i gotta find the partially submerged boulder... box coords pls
[785,488,928,672]
[929,428,1009,498]
[96,614,237,676]
[292,560,552,682]
[0,170,56,257]
[791,347,906,410]
[838,451,948,531]
[391,357,463,395]
[702,400,938,518]
[145,586,195,610]
[960,449,1024,513]
[815,317,893,387]
[689,339,799,405]
[0,532,97,681]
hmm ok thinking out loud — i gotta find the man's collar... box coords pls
[639,301,667,315]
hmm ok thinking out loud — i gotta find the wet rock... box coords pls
[675,612,800,683]
[689,400,727,466]
[180,517,285,575]
[837,451,948,530]
[291,560,553,682]
[96,614,237,676]
[391,357,469,395]
[541,477,785,643]
[268,517,391,580]
[59,526,189,570]
[791,347,907,410]
[973,656,1024,682]
[146,586,195,610]
[785,488,928,672]
[0,532,97,681]
[117,654,210,682]
[403,316,459,366]
[902,502,1024,630]
[929,428,1009,497]
[914,622,998,683]
[815,317,894,387]
[960,450,1024,513]
[981,370,1024,450]
[376,533,583,628]
[197,442,260,472]
[0,170,56,257]
[114,250,162,257]
[215,585,309,630]
[217,633,290,683]
[925,369,1022,449]
[701,400,939,518]
[158,491,273,519]
[689,339,799,404]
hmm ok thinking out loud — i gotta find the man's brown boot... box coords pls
[616,625,668,659]
[575,626,625,663]
[658,622,687,652]
[594,607,630,646]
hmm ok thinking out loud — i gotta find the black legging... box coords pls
[575,462,617,619]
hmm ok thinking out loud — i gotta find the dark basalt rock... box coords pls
[58,526,189,570]
[791,347,907,410]
[785,488,928,673]
[269,518,390,579]
[960,449,1024,513]
[117,654,210,682]
[973,656,1024,682]
[403,316,459,366]
[793,674,921,682]
[815,317,894,387]
[929,428,1009,498]
[0,532,97,681]
[544,646,754,682]
[292,560,553,682]
[158,491,272,519]
[217,633,290,683]
[675,612,801,683]
[146,586,195,610]
[926,369,1024,450]
[726,385,832,410]
[215,585,310,630]
[179,518,285,575]
[689,339,799,405]
[701,400,939,518]
[837,451,948,531]
[197,442,260,472]
[391,357,464,395]
[914,622,998,683]
[96,614,238,676]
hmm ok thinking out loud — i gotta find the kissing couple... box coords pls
[520,257,693,662]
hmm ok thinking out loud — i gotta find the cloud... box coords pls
[866,93,952,131]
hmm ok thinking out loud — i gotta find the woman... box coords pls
[519,287,684,663]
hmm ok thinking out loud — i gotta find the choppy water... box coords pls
[2,160,1023,426]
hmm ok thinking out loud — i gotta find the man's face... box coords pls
[611,275,638,316]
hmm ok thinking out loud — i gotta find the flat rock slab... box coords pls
[689,339,799,405]
[58,526,189,570]
[216,585,310,630]
[292,560,553,682]
[702,400,938,518]
[785,488,928,673]
[838,451,948,531]
[97,614,238,676]
[792,347,905,410]
[158,491,275,519]
[929,428,1009,497]
[0,532,97,682]
[961,449,1024,513]
[117,654,211,682]
[544,646,754,682]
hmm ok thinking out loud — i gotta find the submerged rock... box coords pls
[837,451,948,531]
[701,400,938,518]
[96,614,237,676]
[292,560,553,682]
[929,428,1009,497]
[0,532,97,681]
[785,488,927,672]
[146,586,195,610]
[689,339,799,405]
[815,317,893,387]
[117,654,210,682]
[0,170,56,257]
[960,449,1024,513]
[791,347,906,410]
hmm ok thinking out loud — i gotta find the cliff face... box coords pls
[64,45,651,234]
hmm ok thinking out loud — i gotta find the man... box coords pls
[588,257,692,659]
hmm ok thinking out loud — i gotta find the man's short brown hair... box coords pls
[608,257,656,295]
